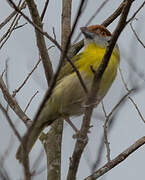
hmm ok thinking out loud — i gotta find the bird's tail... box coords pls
[16,97,59,162]
[16,123,45,163]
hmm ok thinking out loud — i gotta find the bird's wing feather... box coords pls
[56,52,83,82]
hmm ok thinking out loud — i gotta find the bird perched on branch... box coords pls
[16,24,120,162]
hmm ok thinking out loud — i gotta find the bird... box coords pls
[16,24,120,162]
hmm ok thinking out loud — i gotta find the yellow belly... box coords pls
[49,43,120,117]
[75,43,120,97]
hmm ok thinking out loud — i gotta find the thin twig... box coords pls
[65,117,79,133]
[0,11,19,44]
[101,101,107,117]
[0,14,22,49]
[91,87,134,172]
[4,59,10,112]
[12,58,41,97]
[103,122,111,162]
[129,97,145,123]
[85,136,145,180]
[74,0,110,43]
[33,0,88,124]
[119,66,145,124]
[30,0,86,132]
[101,89,133,163]
[41,0,50,21]
[0,103,21,141]
[0,0,25,30]
[14,22,27,30]
[119,67,130,91]
[0,75,32,127]
[24,91,39,113]
[16,0,86,171]
[7,0,87,95]
[108,90,133,119]
[10,0,53,86]
[102,102,111,162]
[67,1,134,179]
[86,0,110,26]
[68,0,126,62]
[126,1,145,24]
[130,22,145,48]
[102,0,126,27]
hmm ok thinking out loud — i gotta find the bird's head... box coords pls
[80,25,112,48]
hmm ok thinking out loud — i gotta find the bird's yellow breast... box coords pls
[50,43,120,116]
[74,43,120,97]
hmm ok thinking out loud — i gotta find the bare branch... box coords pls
[33,0,88,124]
[130,22,145,48]
[0,75,31,127]
[74,0,110,43]
[61,0,72,49]
[0,0,25,30]
[0,103,21,141]
[126,1,145,24]
[24,91,39,113]
[7,0,53,86]
[68,0,126,59]
[16,0,87,172]
[102,102,111,162]
[119,67,145,124]
[102,0,126,27]
[0,104,32,180]
[85,136,145,180]
[39,0,72,179]
[7,0,88,97]
[25,0,54,85]
[129,97,145,123]
[67,1,134,179]
[0,14,22,49]
[41,0,50,21]
[12,58,41,97]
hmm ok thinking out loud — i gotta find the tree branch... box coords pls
[17,0,86,176]
[41,0,50,21]
[7,0,88,98]
[22,0,53,86]
[85,136,145,180]
[0,75,31,127]
[41,0,72,179]
[67,1,134,179]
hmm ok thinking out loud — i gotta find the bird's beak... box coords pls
[80,27,94,39]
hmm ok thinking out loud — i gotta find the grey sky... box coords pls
[0,0,145,180]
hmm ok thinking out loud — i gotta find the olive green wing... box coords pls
[57,52,83,82]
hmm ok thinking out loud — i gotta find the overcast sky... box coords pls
[0,0,145,180]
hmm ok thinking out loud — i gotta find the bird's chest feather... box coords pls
[75,45,119,96]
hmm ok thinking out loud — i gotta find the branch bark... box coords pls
[85,136,145,180]
[25,0,53,86]
[0,75,31,127]
[40,1,72,179]
[67,1,134,179]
